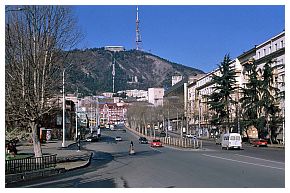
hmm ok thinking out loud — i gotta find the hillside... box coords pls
[65,48,205,95]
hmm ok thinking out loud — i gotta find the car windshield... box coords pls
[153,140,160,142]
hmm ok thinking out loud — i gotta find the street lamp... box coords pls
[62,63,73,148]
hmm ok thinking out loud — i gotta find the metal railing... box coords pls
[5,154,57,174]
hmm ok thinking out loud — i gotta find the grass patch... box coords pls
[5,153,33,160]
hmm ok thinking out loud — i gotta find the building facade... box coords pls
[148,88,164,106]
[187,31,285,140]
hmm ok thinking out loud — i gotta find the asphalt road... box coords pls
[9,127,285,188]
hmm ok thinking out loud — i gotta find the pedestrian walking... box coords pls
[129,141,135,155]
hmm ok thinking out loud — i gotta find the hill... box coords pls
[65,48,205,95]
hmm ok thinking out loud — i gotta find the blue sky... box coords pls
[73,4,286,190]
[73,5,284,73]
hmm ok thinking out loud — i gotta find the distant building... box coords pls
[148,88,164,106]
[102,92,114,98]
[98,102,127,125]
[172,74,183,86]
[121,89,148,101]
[105,46,125,52]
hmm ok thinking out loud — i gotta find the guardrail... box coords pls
[160,137,202,149]
[126,125,202,149]
[5,154,57,174]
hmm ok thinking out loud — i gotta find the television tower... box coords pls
[136,6,142,50]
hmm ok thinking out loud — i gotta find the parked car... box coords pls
[185,134,197,139]
[252,139,268,147]
[160,131,166,137]
[115,136,122,141]
[86,135,99,142]
[139,137,148,144]
[150,139,162,147]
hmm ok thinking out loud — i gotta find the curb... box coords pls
[5,152,93,186]
[66,152,93,171]
[5,168,66,185]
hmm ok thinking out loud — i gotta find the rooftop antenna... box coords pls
[136,6,142,50]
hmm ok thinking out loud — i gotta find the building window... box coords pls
[275,43,278,51]
[258,52,260,59]
[269,46,271,53]
[263,49,266,56]
[281,40,284,48]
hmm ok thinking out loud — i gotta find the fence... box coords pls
[5,154,57,175]
[126,125,202,149]
[160,137,202,149]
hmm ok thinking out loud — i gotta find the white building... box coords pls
[122,89,148,101]
[148,88,164,106]
[172,75,183,86]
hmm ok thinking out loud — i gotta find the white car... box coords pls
[185,134,196,138]
[115,136,122,141]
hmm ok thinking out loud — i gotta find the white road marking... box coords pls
[234,154,285,164]
[149,147,163,153]
[202,154,285,171]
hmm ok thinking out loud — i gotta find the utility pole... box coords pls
[75,89,79,142]
[198,94,201,137]
[62,69,65,147]
[90,96,93,134]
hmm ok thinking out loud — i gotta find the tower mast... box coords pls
[136,6,142,50]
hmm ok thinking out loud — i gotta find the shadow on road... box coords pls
[112,149,161,159]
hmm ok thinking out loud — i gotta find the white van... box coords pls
[221,133,242,150]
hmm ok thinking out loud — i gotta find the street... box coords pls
[9,127,285,188]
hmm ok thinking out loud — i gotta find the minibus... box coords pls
[221,133,242,150]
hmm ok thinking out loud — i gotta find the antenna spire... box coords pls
[136,6,142,50]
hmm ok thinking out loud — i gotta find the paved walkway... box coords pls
[16,140,92,170]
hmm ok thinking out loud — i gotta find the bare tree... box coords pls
[5,5,82,157]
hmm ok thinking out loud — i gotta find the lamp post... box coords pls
[62,63,73,148]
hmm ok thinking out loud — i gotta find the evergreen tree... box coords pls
[240,59,262,137]
[240,59,283,143]
[259,60,281,143]
[207,54,237,133]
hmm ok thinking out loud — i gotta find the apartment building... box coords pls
[187,31,285,138]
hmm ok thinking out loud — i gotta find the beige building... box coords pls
[187,31,285,139]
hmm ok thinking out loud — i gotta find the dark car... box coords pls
[160,131,166,137]
[139,137,148,144]
[86,135,99,142]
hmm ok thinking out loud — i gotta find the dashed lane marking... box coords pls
[202,154,284,171]
[234,154,285,164]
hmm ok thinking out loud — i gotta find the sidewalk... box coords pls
[17,140,92,170]
[6,139,93,185]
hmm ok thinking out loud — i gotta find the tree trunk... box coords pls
[29,121,43,158]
